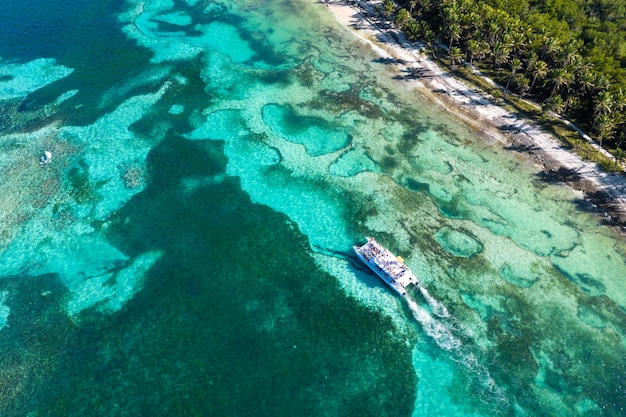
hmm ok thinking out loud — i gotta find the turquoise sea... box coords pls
[1,0,625,415]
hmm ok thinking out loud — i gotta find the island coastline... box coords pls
[323,0,626,230]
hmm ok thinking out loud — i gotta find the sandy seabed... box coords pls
[324,0,626,229]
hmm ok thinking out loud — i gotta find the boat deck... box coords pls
[354,237,418,295]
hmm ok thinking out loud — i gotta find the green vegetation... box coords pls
[376,0,626,159]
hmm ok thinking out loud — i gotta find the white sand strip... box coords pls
[323,0,626,227]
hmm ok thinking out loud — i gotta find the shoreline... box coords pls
[323,0,626,230]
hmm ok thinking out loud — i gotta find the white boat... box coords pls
[39,150,52,164]
[353,237,419,296]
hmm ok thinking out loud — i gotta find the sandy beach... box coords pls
[324,0,626,229]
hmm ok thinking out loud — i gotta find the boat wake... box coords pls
[406,297,460,351]
[418,285,450,318]
[406,290,508,411]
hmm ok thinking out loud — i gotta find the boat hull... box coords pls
[354,248,408,296]
[353,237,418,296]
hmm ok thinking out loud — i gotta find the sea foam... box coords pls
[406,294,508,411]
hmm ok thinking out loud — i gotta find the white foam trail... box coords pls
[418,285,450,318]
[406,297,461,351]
[417,286,468,337]
[406,295,509,411]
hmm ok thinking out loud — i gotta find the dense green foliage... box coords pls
[382,0,626,152]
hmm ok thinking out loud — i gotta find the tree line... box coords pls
[375,0,626,153]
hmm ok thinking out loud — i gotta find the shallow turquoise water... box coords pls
[0,0,625,415]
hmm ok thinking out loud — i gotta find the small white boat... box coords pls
[353,237,419,296]
[39,150,52,165]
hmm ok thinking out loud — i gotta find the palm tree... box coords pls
[595,113,616,148]
[395,8,411,28]
[403,18,420,41]
[524,51,538,77]
[506,58,522,89]
[423,29,437,58]
[594,90,614,117]
[576,68,596,95]
[500,32,514,52]
[612,87,626,114]
[593,74,611,93]
[540,34,561,62]
[543,94,565,114]
[570,54,590,74]
[564,94,579,113]
[462,11,481,34]
[449,46,463,70]
[548,67,571,99]
[591,90,615,136]
[510,32,526,58]
[417,20,431,37]
[417,0,431,12]
[491,42,510,68]
[486,22,501,47]
[383,0,396,18]
[515,74,531,97]
[446,23,462,52]
[522,26,534,46]
[478,41,490,63]
[467,39,480,65]
[560,40,581,67]
[441,1,459,25]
